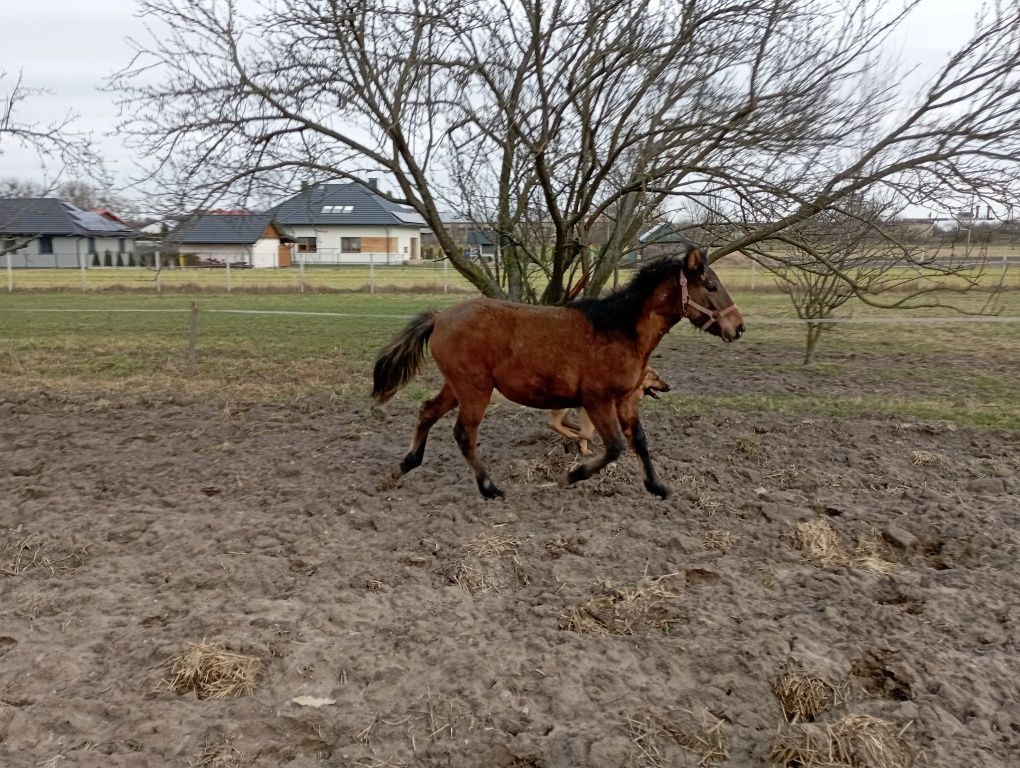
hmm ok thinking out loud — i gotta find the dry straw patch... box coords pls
[446,533,530,595]
[733,435,770,466]
[768,714,914,768]
[704,529,735,552]
[909,450,943,466]
[559,575,683,635]
[793,520,850,567]
[164,641,263,700]
[853,534,900,575]
[625,707,729,767]
[773,665,851,724]
[190,741,250,768]
[1,533,90,576]
[792,520,900,574]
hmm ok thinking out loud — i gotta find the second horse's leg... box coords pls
[547,409,582,441]
[453,391,504,499]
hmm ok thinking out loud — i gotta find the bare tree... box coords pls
[1,70,106,260]
[113,0,1020,303]
[761,197,921,363]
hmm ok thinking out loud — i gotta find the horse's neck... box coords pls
[636,311,681,356]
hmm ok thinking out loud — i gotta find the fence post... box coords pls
[299,249,306,293]
[225,256,231,293]
[77,239,86,291]
[370,252,375,294]
[443,256,449,294]
[750,261,757,291]
[187,300,200,376]
[6,252,11,293]
[155,251,162,293]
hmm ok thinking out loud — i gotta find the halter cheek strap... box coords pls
[679,272,741,330]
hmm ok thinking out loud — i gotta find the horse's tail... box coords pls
[371,311,437,403]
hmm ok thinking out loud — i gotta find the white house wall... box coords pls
[251,238,279,268]
[287,225,421,265]
[5,236,134,268]
[178,243,252,263]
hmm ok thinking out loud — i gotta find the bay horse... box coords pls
[372,246,744,499]
[548,367,671,455]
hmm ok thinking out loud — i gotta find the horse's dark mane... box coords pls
[569,256,686,336]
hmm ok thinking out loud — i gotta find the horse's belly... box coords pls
[496,387,578,410]
[494,372,579,409]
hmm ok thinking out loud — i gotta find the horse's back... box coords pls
[430,298,624,407]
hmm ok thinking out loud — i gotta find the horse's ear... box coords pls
[684,247,706,275]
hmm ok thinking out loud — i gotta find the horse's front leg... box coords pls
[618,394,670,499]
[559,401,625,487]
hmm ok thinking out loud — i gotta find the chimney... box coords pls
[367,178,379,191]
[986,205,992,220]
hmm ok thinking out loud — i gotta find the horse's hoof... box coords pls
[646,481,671,499]
[399,453,422,475]
[478,477,505,499]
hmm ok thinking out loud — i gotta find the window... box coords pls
[322,205,353,214]
[39,236,54,254]
[341,237,361,253]
[296,237,317,253]
[86,237,96,254]
[118,238,126,254]
[2,239,16,252]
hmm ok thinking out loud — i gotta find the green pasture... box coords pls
[0,284,1018,429]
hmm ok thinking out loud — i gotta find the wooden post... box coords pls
[443,256,449,294]
[187,301,199,376]
[155,251,162,293]
[750,261,757,290]
[370,251,375,294]
[78,239,86,291]
[225,254,232,292]
[6,252,11,293]
[300,248,306,294]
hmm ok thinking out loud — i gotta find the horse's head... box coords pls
[678,247,745,343]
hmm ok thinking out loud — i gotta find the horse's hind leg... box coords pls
[559,402,626,487]
[619,396,670,499]
[398,382,458,475]
[453,391,503,499]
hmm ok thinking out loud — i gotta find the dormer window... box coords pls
[322,205,353,214]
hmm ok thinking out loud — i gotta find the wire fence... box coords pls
[4,255,1020,294]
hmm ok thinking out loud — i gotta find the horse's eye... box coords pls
[706,279,718,292]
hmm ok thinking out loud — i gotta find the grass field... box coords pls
[2,283,1018,429]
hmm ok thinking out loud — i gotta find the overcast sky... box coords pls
[0,0,986,206]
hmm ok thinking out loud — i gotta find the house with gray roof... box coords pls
[171,212,295,268]
[272,181,427,264]
[0,197,141,268]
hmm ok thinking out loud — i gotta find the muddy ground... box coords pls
[1,379,1018,767]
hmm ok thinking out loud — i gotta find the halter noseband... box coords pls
[679,271,740,331]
